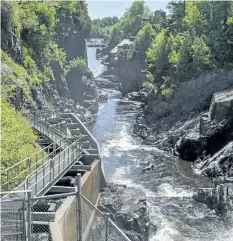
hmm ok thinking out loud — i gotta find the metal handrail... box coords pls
[1,135,71,192]
[25,140,83,197]
[2,111,72,192]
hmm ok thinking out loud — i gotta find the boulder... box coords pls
[175,132,206,161]
[210,89,233,123]
[126,91,148,103]
[99,184,151,241]
[193,183,233,214]
[195,142,233,178]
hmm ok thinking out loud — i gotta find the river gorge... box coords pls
[87,47,233,241]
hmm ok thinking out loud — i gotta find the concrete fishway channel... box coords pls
[1,110,130,241]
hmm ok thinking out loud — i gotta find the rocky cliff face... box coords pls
[112,56,145,96]
[49,10,98,118]
[1,2,98,123]
[129,69,233,214]
[1,2,21,64]
[143,69,233,131]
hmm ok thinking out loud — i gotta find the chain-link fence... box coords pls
[31,194,68,241]
[81,194,107,241]
[80,194,131,241]
[1,191,27,241]
[1,176,131,241]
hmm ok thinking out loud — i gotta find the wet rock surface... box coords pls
[99,184,151,241]
[131,87,233,214]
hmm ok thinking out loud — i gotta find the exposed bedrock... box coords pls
[112,57,145,96]
[96,74,121,91]
[49,10,98,120]
[145,69,233,130]
[176,89,233,162]
[98,184,152,241]
[178,90,233,213]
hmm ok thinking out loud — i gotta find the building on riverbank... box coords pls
[109,37,136,65]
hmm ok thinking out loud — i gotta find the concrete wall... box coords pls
[51,196,77,241]
[81,159,101,205]
[50,158,102,241]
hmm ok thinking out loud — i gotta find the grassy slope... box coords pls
[0,98,40,188]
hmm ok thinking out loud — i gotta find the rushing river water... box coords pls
[87,47,233,241]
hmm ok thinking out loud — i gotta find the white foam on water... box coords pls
[101,122,170,157]
[212,228,233,241]
[110,166,155,197]
[150,221,182,241]
[156,183,193,198]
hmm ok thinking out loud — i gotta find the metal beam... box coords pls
[49,186,75,194]
[72,165,91,171]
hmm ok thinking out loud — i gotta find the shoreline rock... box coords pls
[99,184,152,241]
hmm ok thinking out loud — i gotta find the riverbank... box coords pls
[88,55,233,240]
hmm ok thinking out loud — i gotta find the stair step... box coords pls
[69,129,80,135]
[67,123,79,129]
[47,118,61,124]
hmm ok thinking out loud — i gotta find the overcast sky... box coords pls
[87,1,169,19]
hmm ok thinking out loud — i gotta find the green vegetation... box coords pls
[1,0,90,90]
[69,57,87,70]
[108,1,151,46]
[111,1,233,96]
[1,0,91,190]
[1,98,42,189]
[90,16,118,38]
[1,49,34,103]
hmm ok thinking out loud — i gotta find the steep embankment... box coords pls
[1,99,40,185]
[1,1,96,184]
[1,1,97,117]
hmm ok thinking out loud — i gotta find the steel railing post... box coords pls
[27,191,32,241]
[105,213,110,241]
[50,159,52,183]
[43,165,45,189]
[36,153,38,170]
[63,150,65,169]
[59,139,61,173]
[53,143,56,157]
[7,169,9,191]
[76,173,82,241]
[35,169,38,195]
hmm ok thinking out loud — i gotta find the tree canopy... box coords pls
[132,0,233,95]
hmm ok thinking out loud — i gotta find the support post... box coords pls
[27,191,32,241]
[63,150,65,169]
[105,213,110,241]
[43,165,45,189]
[53,143,56,156]
[76,141,79,157]
[76,173,82,241]
[59,139,61,173]
[7,169,9,191]
[35,169,38,195]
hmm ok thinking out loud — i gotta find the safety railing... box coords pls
[2,109,79,192]
[25,140,83,197]
[29,113,69,142]
[1,134,71,192]
[1,176,131,241]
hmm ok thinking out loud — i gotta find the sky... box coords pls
[87,1,170,19]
